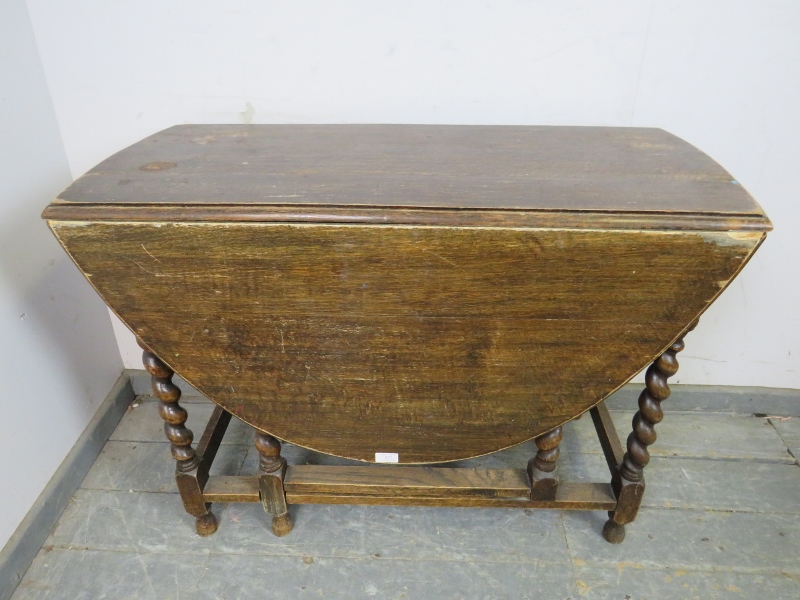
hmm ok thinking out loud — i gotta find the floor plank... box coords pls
[11,548,207,600]
[192,553,578,600]
[562,508,800,574]
[80,441,247,493]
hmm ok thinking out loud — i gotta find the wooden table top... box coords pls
[47,125,770,231]
[44,125,771,463]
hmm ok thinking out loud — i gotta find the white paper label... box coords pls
[375,452,399,463]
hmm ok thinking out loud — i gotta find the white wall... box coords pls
[0,1,124,549]
[25,0,800,389]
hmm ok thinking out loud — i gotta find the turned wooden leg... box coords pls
[139,339,218,536]
[602,320,697,544]
[528,426,563,501]
[255,430,294,537]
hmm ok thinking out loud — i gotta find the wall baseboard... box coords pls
[0,373,134,600]
[605,383,800,416]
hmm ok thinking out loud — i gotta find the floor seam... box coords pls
[203,549,575,565]
[69,486,800,515]
[559,511,583,598]
[766,417,800,467]
[187,549,213,600]
[560,560,800,577]
[29,544,800,575]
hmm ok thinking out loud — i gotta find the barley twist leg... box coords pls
[602,320,697,544]
[139,339,217,536]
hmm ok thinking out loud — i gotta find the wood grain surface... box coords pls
[53,124,765,216]
[201,474,617,510]
[50,221,763,463]
[283,465,532,498]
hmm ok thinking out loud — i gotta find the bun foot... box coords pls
[272,512,294,537]
[602,518,625,544]
[195,512,218,537]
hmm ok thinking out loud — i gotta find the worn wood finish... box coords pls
[54,125,764,216]
[52,223,762,464]
[602,322,697,544]
[139,341,217,536]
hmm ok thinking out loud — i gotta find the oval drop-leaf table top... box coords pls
[44,125,771,464]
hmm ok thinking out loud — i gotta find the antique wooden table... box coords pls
[43,125,771,543]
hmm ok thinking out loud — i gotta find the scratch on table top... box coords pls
[141,244,161,262]
[130,259,161,276]
[419,247,462,270]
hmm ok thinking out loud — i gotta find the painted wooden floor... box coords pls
[11,395,800,599]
